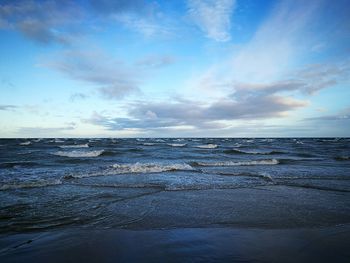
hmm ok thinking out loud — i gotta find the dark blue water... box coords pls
[0,138,350,233]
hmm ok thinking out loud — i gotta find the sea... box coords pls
[0,138,349,262]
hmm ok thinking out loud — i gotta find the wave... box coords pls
[54,139,65,143]
[223,149,284,155]
[278,157,324,164]
[167,143,186,147]
[0,161,40,169]
[19,141,31,146]
[190,159,279,167]
[143,143,155,146]
[218,171,273,181]
[0,179,62,191]
[173,139,185,142]
[196,144,218,149]
[110,162,194,173]
[52,150,104,158]
[283,183,350,193]
[63,162,195,179]
[59,143,89,148]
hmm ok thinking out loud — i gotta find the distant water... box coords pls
[0,138,350,233]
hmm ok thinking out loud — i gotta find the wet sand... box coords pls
[1,225,349,263]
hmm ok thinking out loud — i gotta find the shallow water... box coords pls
[0,138,349,233]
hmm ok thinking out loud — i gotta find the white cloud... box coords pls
[187,0,236,42]
[229,0,322,83]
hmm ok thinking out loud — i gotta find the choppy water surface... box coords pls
[0,138,349,233]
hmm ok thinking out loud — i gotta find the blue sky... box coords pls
[0,0,349,137]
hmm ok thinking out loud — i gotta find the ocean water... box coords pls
[0,138,350,233]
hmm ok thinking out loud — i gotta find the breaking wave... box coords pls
[224,149,284,155]
[196,144,218,149]
[63,162,195,179]
[110,163,194,173]
[53,150,104,158]
[190,159,279,167]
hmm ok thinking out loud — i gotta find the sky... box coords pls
[0,0,349,138]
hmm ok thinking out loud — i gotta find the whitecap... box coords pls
[59,143,89,148]
[167,143,186,147]
[196,144,218,149]
[64,162,195,179]
[111,162,194,173]
[53,150,104,158]
[143,143,155,146]
[19,141,32,146]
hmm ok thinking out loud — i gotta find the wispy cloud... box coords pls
[187,0,236,42]
[44,50,175,100]
[229,0,322,83]
[0,104,17,111]
[44,49,141,99]
[303,107,350,122]
[70,92,89,102]
[0,0,83,44]
[136,55,175,69]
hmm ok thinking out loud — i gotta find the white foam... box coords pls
[196,144,218,149]
[168,143,186,147]
[64,162,195,179]
[143,143,155,146]
[195,159,279,166]
[59,143,89,148]
[111,162,194,174]
[19,141,32,146]
[174,139,185,142]
[53,150,104,158]
[230,148,278,155]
